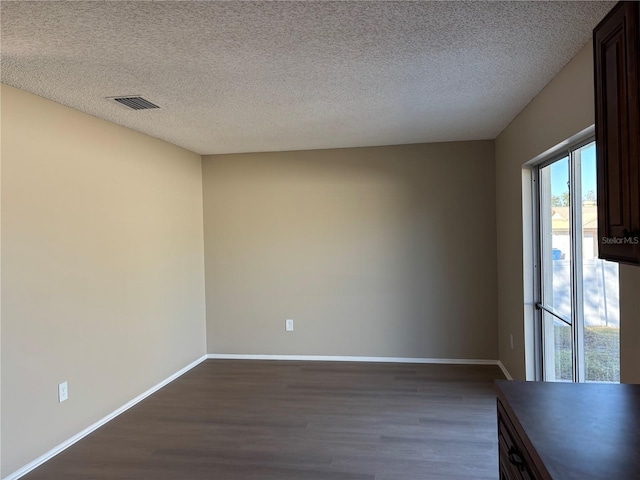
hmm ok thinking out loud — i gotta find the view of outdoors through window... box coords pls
[539,141,620,383]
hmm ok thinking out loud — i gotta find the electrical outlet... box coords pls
[510,334,514,350]
[58,381,68,403]
[285,319,294,331]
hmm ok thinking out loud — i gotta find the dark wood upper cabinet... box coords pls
[594,1,640,265]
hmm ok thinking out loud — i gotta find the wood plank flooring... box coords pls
[22,360,504,480]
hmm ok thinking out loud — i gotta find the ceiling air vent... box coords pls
[108,96,160,110]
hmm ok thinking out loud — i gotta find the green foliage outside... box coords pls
[551,190,596,207]
[554,325,619,382]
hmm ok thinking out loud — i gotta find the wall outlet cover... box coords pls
[285,319,294,331]
[58,381,68,403]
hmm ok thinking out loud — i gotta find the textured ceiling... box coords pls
[1,1,614,155]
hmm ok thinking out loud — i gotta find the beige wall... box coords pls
[202,142,498,359]
[495,41,640,381]
[620,265,640,383]
[0,82,3,476]
[1,85,207,476]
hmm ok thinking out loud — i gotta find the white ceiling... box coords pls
[1,1,614,155]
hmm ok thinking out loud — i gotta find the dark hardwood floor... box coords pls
[23,360,504,480]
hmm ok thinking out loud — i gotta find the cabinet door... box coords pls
[594,1,640,264]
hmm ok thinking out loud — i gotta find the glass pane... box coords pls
[539,156,572,323]
[543,312,573,382]
[577,142,620,383]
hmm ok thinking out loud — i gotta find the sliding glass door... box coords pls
[536,140,619,383]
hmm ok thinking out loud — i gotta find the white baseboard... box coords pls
[207,353,503,367]
[3,354,208,480]
[497,360,514,380]
[209,354,515,379]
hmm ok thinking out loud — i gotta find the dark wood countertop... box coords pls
[496,380,640,480]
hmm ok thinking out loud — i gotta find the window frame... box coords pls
[532,133,599,382]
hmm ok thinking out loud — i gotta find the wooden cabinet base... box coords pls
[496,380,640,480]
